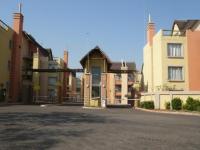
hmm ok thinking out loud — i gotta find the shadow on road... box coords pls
[0,112,108,150]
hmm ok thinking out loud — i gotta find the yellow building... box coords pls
[142,17,200,109]
[0,20,14,101]
[143,17,188,92]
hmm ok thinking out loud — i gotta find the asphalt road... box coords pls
[0,105,199,150]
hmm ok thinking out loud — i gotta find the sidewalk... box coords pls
[136,107,200,117]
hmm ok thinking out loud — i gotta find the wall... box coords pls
[141,91,200,109]
[21,35,32,103]
[39,56,48,97]
[121,67,128,104]
[143,43,153,92]
[186,30,200,90]
[106,73,115,104]
[152,30,163,91]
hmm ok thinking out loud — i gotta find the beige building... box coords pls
[80,46,136,107]
[143,17,188,92]
[142,17,200,109]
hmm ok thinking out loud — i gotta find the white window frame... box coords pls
[168,66,184,81]
[167,43,183,58]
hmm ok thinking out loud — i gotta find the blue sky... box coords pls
[1,0,200,69]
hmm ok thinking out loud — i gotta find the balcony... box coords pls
[162,30,183,36]
[22,72,32,80]
[115,80,121,85]
[115,91,121,97]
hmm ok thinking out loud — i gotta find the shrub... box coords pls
[171,97,182,110]
[165,102,170,110]
[184,97,200,111]
[140,101,154,109]
[197,106,200,112]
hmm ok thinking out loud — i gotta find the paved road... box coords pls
[0,105,199,150]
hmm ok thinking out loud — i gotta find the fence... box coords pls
[33,96,58,104]
[141,91,200,109]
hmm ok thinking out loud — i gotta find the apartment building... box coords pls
[0,6,53,103]
[32,50,73,103]
[80,46,136,107]
[143,16,200,92]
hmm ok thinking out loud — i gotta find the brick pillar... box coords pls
[10,13,23,102]
[84,73,90,107]
[121,65,128,105]
[63,50,69,99]
[101,73,107,107]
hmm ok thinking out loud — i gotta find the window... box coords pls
[48,77,57,86]
[128,85,133,93]
[128,74,134,81]
[7,60,11,72]
[115,74,121,80]
[115,85,121,92]
[167,43,183,57]
[91,67,101,98]
[168,67,183,81]
[9,40,13,49]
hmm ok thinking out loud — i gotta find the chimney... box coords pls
[64,50,68,68]
[10,3,24,102]
[147,14,155,46]
[13,3,23,35]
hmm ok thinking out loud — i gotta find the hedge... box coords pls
[140,101,154,109]
[171,98,182,110]
[183,97,200,111]
[165,102,170,110]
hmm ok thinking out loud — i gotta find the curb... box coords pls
[82,106,105,110]
[135,107,200,117]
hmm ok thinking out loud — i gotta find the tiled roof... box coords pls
[110,62,136,71]
[172,20,200,33]
[80,46,111,67]
[23,31,52,58]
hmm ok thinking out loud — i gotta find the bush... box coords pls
[197,106,200,112]
[165,102,170,110]
[184,97,200,111]
[140,101,154,109]
[171,97,182,110]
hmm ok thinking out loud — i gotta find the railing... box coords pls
[62,97,84,103]
[162,30,183,36]
[33,96,58,104]
[0,20,9,31]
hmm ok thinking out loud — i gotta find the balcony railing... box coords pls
[0,20,9,31]
[162,30,183,36]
